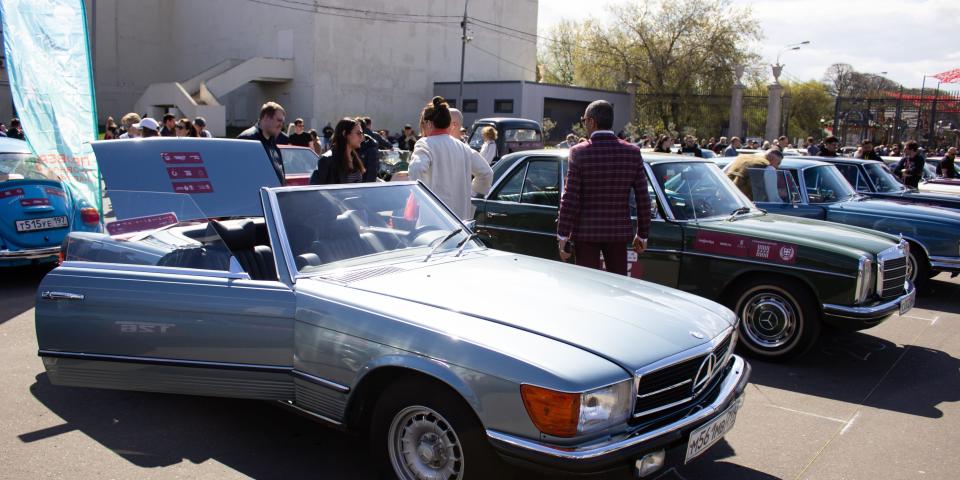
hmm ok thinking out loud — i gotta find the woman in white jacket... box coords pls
[478,126,498,165]
[408,96,494,220]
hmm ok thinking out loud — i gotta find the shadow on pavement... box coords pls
[0,264,53,325]
[25,374,378,479]
[747,329,960,419]
[919,274,960,315]
[669,440,780,480]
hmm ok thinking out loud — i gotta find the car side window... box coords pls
[491,162,526,202]
[520,159,560,206]
[835,164,870,192]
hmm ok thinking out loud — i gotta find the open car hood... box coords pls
[92,138,280,220]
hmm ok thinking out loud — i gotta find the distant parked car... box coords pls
[813,156,960,210]
[0,138,101,266]
[278,145,318,186]
[467,118,543,164]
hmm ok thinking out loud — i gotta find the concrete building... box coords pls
[434,80,635,141]
[81,0,538,136]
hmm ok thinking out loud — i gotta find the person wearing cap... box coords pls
[136,117,160,138]
[193,117,213,138]
[288,118,311,147]
[726,148,784,201]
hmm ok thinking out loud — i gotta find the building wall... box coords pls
[85,0,538,135]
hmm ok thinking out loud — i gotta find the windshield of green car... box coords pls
[802,165,857,203]
[275,184,481,274]
[862,161,906,193]
[655,161,753,220]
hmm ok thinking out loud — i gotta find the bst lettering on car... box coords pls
[162,152,214,194]
[694,231,797,265]
[115,321,175,334]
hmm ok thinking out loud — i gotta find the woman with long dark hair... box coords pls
[407,96,493,219]
[311,117,365,184]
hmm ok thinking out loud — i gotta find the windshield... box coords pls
[655,162,752,220]
[280,148,318,175]
[802,165,857,203]
[275,183,481,274]
[65,190,241,274]
[0,153,60,181]
[505,128,541,144]
[862,162,906,193]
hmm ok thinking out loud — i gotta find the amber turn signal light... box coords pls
[520,384,580,437]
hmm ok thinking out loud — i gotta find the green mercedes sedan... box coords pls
[472,151,915,361]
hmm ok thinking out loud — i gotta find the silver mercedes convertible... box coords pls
[36,138,750,479]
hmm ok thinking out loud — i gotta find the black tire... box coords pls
[370,378,509,480]
[726,276,820,362]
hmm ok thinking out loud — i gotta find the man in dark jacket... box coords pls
[160,114,177,137]
[288,118,311,147]
[817,136,840,157]
[857,139,882,161]
[557,100,650,276]
[680,135,704,157]
[399,124,417,151]
[894,140,925,188]
[355,117,384,182]
[237,102,286,185]
[941,147,957,179]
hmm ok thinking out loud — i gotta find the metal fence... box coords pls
[833,88,960,147]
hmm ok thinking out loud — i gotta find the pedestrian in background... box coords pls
[7,118,24,140]
[355,116,382,182]
[160,114,176,137]
[653,134,673,153]
[136,117,160,138]
[194,117,213,137]
[479,126,497,165]
[361,116,392,150]
[118,113,141,139]
[237,101,287,185]
[680,135,703,157]
[940,147,957,179]
[855,139,882,161]
[447,108,467,143]
[408,96,493,220]
[556,100,649,276]
[309,129,321,156]
[311,117,365,185]
[726,149,783,201]
[816,136,839,158]
[724,137,742,157]
[894,140,925,188]
[556,133,578,149]
[289,118,311,147]
[399,124,417,151]
[319,125,335,154]
[175,118,198,137]
[104,117,119,139]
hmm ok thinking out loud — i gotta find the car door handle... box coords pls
[41,291,85,301]
[486,212,506,218]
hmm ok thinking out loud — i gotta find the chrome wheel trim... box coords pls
[740,289,799,350]
[388,405,464,480]
[906,251,918,284]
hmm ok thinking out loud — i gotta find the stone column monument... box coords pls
[728,65,745,138]
[765,63,784,142]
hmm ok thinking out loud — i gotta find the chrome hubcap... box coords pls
[742,292,797,349]
[906,253,917,284]
[388,406,464,480]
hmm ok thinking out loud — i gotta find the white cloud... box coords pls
[537,0,960,89]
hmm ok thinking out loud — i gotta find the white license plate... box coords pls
[899,289,916,316]
[685,395,743,463]
[15,216,69,232]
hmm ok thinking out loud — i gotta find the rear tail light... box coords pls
[80,207,100,225]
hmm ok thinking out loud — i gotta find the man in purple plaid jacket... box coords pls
[557,100,651,276]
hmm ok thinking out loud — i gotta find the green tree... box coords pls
[782,80,833,140]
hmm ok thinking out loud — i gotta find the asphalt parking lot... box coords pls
[1,266,958,480]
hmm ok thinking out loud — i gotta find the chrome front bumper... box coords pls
[930,256,960,272]
[486,355,750,472]
[823,281,915,322]
[0,246,60,260]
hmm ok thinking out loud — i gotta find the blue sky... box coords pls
[537,0,960,89]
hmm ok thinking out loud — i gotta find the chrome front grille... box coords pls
[877,243,908,300]
[632,329,735,423]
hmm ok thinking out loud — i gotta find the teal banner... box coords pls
[1,0,101,211]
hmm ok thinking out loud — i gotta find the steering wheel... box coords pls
[694,197,715,217]
[409,224,443,246]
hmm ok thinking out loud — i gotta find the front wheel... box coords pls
[370,379,508,480]
[728,276,820,362]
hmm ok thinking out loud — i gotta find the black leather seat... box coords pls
[211,220,277,281]
[311,210,377,264]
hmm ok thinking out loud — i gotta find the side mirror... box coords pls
[462,219,477,232]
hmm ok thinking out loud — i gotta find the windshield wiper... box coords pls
[453,233,479,257]
[726,206,752,221]
[423,227,463,262]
